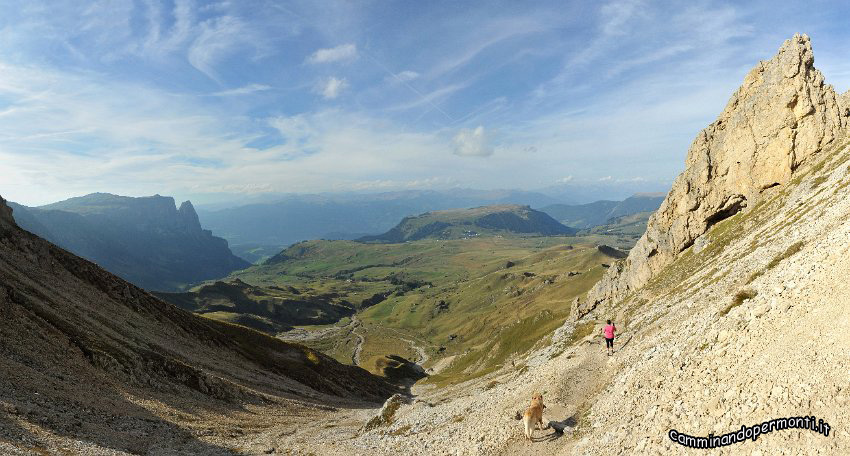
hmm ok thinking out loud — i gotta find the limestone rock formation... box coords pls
[579,34,847,316]
[840,90,850,117]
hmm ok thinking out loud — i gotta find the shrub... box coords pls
[720,289,757,316]
[766,241,804,270]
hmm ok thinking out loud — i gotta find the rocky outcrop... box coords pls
[579,34,847,316]
[363,394,409,431]
[0,196,13,233]
[840,90,850,117]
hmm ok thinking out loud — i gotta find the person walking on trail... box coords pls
[602,320,616,356]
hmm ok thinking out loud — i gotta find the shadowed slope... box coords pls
[0,196,395,453]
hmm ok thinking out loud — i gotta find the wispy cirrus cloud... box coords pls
[187,15,256,82]
[212,84,272,97]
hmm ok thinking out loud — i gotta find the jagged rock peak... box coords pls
[178,200,203,232]
[578,34,847,317]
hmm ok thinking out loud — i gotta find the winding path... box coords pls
[351,317,364,366]
[401,338,428,365]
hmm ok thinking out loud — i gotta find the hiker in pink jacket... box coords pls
[602,320,616,356]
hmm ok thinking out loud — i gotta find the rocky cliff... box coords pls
[580,34,849,316]
[12,193,250,291]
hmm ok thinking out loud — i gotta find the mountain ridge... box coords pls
[11,193,249,291]
[357,204,576,243]
[197,189,567,249]
[541,194,664,229]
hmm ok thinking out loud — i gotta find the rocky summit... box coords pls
[580,34,849,316]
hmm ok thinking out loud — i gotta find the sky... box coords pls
[1,0,849,206]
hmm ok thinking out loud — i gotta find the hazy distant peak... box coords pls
[630,192,666,198]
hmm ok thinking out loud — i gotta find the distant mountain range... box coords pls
[10,193,249,291]
[196,189,668,256]
[358,204,576,243]
[540,193,665,229]
[197,189,565,250]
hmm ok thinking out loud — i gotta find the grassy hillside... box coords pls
[358,204,576,243]
[188,233,630,386]
[154,278,367,333]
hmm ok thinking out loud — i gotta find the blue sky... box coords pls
[1,0,849,206]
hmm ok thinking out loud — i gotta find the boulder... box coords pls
[363,393,408,431]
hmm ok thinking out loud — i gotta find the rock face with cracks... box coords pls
[580,34,847,316]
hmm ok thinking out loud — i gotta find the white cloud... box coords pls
[426,15,552,79]
[316,77,348,99]
[212,83,271,96]
[396,70,419,81]
[557,175,574,183]
[452,126,493,157]
[307,43,358,64]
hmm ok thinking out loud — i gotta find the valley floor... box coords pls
[239,321,618,455]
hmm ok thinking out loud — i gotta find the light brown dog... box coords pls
[522,392,545,440]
